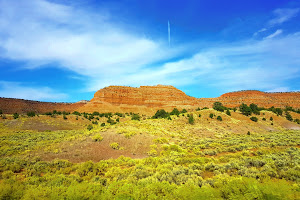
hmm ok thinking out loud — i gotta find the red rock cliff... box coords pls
[0,98,86,114]
[216,90,300,108]
[78,85,199,114]
[1,86,299,114]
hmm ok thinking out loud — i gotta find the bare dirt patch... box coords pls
[282,122,300,130]
[39,131,155,162]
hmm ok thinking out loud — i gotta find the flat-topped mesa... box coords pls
[1,86,300,114]
[78,85,199,113]
[217,90,300,108]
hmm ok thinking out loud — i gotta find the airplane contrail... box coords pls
[168,20,170,46]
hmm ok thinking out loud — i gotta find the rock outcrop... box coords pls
[0,98,86,114]
[77,85,200,114]
[0,86,299,114]
[216,90,300,108]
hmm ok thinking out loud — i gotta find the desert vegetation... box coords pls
[0,103,299,199]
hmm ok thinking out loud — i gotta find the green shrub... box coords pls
[188,114,195,125]
[181,109,187,113]
[262,118,266,121]
[63,115,67,120]
[213,102,225,112]
[101,123,105,127]
[27,111,36,117]
[13,113,19,119]
[0,109,2,114]
[131,114,141,121]
[93,111,100,116]
[270,117,273,121]
[239,103,252,116]
[62,111,70,115]
[170,108,180,116]
[87,125,93,131]
[226,110,231,116]
[268,107,283,115]
[72,111,81,116]
[250,116,258,122]
[107,118,116,125]
[217,116,222,121]
[250,103,260,115]
[152,110,169,119]
[115,112,124,117]
[198,114,201,117]
[209,113,214,119]
[45,112,52,116]
[285,112,293,121]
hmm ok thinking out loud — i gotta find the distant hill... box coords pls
[0,85,300,114]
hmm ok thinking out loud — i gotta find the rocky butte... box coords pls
[0,85,300,114]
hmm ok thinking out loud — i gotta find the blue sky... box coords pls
[0,0,300,102]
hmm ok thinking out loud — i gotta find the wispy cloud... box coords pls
[0,0,299,99]
[253,28,267,36]
[266,87,290,93]
[264,29,283,39]
[269,8,300,25]
[89,32,300,93]
[0,0,180,77]
[254,8,299,37]
[0,81,68,101]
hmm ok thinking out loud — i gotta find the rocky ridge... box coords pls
[0,85,299,114]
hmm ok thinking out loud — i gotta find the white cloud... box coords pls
[253,28,267,36]
[0,0,299,98]
[269,8,300,25]
[264,29,283,39]
[266,87,290,93]
[254,8,299,37]
[0,81,68,101]
[88,32,300,94]
[0,0,180,78]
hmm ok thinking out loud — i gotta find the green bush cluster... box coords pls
[152,108,188,119]
[87,125,93,131]
[188,114,195,124]
[27,111,36,117]
[250,116,258,122]
[131,114,141,121]
[13,113,19,119]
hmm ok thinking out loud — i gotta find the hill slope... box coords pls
[0,85,300,114]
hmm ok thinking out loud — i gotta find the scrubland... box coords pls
[0,106,300,199]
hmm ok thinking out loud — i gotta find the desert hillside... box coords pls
[0,85,300,114]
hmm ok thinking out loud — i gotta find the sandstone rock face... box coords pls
[78,85,200,114]
[0,98,86,114]
[0,86,299,114]
[216,90,300,108]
